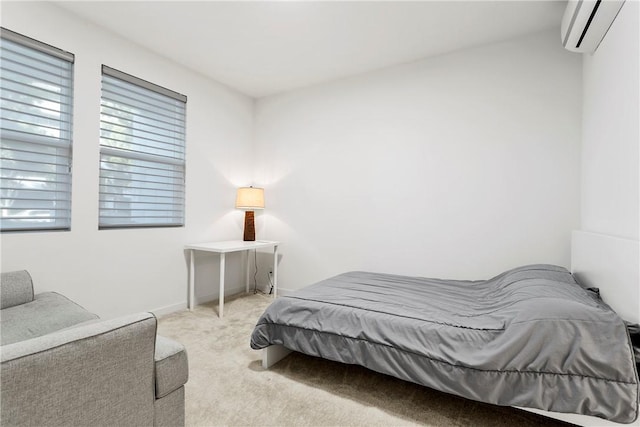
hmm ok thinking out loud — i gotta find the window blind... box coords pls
[99,66,186,228]
[0,28,74,232]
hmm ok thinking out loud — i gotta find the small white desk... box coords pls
[185,240,279,318]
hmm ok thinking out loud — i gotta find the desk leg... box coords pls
[273,245,278,298]
[219,252,226,318]
[245,250,251,294]
[189,249,195,311]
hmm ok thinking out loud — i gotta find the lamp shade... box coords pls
[235,187,264,210]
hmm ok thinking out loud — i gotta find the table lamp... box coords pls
[235,187,264,241]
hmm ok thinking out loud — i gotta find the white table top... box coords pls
[185,240,279,253]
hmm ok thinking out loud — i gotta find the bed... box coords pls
[250,262,639,424]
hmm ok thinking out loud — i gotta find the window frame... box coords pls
[98,65,187,230]
[0,27,75,233]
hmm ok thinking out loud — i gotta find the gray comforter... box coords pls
[251,265,639,423]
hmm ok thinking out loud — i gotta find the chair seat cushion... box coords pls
[1,292,98,346]
[155,335,189,398]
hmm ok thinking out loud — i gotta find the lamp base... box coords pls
[243,211,255,241]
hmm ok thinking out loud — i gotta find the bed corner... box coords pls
[262,345,292,369]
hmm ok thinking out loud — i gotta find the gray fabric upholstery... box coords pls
[155,335,189,398]
[1,270,34,309]
[0,269,188,426]
[252,266,639,423]
[1,313,157,426]
[1,292,99,345]
[154,387,185,427]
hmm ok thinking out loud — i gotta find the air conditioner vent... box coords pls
[561,0,625,53]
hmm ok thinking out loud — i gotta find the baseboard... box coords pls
[195,285,249,306]
[275,287,295,297]
[195,291,220,306]
[152,283,283,317]
[151,301,187,317]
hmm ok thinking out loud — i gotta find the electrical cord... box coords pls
[252,249,273,295]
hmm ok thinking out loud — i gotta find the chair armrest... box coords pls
[1,312,157,426]
[1,270,34,309]
[155,335,189,398]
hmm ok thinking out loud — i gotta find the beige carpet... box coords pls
[157,294,572,427]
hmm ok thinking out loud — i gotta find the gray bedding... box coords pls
[251,265,639,423]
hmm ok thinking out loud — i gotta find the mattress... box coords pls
[251,265,639,423]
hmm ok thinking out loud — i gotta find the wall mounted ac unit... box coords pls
[561,0,626,53]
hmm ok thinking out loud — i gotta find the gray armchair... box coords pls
[0,270,188,426]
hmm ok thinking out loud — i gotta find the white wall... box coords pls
[581,1,639,240]
[0,5,590,312]
[580,1,639,321]
[0,2,254,317]
[254,30,583,290]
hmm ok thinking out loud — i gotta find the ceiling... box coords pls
[55,1,566,98]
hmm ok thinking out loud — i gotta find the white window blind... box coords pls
[0,28,74,232]
[99,66,186,229]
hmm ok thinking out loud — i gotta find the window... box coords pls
[99,66,186,229]
[0,28,74,232]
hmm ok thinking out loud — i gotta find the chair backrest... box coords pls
[1,270,34,309]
